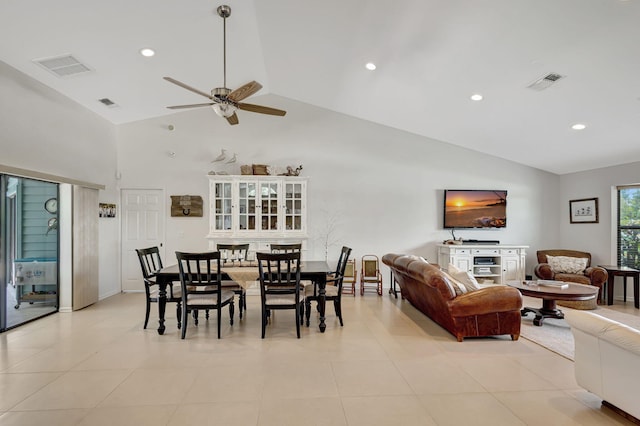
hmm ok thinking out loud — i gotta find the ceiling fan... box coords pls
[163,5,286,125]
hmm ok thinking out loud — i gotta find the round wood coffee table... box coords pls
[507,281,599,326]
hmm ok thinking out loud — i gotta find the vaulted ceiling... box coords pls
[2,0,639,175]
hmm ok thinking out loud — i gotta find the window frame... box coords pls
[616,185,640,268]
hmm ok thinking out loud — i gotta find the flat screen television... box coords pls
[443,190,507,229]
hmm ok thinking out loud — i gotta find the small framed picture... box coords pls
[569,198,598,224]
[99,203,116,218]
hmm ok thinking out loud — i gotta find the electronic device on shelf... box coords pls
[462,239,501,245]
[474,257,496,265]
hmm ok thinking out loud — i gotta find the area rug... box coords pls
[518,296,640,361]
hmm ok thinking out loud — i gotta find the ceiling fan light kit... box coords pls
[212,102,237,118]
[164,4,286,125]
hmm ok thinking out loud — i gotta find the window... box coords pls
[617,185,640,268]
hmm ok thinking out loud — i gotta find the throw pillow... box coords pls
[447,264,480,293]
[441,270,467,296]
[546,255,588,274]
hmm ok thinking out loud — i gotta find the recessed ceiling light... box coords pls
[571,123,586,130]
[140,48,155,57]
[470,94,483,101]
[365,62,376,71]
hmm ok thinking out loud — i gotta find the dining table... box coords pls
[153,260,332,335]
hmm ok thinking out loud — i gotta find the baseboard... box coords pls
[99,289,121,300]
[602,400,640,425]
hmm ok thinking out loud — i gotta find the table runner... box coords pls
[222,266,259,289]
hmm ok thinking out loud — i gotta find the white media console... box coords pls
[437,243,528,285]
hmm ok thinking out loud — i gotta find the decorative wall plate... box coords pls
[44,197,57,214]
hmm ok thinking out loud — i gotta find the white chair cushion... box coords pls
[220,280,242,289]
[168,285,182,298]
[304,283,316,297]
[265,293,305,306]
[186,290,234,306]
[303,280,339,297]
[325,285,339,297]
[304,285,339,297]
[150,286,182,299]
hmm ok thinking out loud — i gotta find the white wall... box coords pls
[559,161,640,301]
[1,61,120,300]
[118,95,560,278]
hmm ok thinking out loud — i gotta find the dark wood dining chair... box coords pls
[257,251,304,338]
[136,246,181,329]
[305,246,352,326]
[270,242,309,321]
[216,243,249,318]
[270,243,302,253]
[176,251,235,339]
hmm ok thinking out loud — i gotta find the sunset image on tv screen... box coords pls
[444,190,507,228]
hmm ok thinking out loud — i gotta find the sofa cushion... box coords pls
[439,270,464,296]
[447,264,480,293]
[442,271,466,296]
[546,255,588,274]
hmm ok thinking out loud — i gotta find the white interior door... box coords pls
[121,189,165,292]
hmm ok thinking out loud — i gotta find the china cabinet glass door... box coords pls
[238,182,257,231]
[285,182,304,231]
[260,182,279,231]
[213,182,232,231]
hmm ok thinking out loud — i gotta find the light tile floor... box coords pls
[1,291,638,425]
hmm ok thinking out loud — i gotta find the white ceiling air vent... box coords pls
[33,54,92,78]
[527,73,564,91]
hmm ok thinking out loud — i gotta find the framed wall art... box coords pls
[99,203,116,218]
[569,198,598,224]
[170,195,203,217]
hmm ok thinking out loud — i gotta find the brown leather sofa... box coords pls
[382,253,523,342]
[534,249,608,304]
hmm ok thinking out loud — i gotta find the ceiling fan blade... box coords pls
[163,77,214,100]
[238,103,287,116]
[167,103,215,110]
[226,113,239,125]
[228,81,263,102]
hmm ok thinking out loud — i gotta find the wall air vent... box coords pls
[33,54,92,78]
[526,73,565,91]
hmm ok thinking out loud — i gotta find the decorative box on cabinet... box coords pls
[207,175,308,249]
[437,244,528,285]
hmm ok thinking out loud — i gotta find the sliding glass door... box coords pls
[1,175,59,332]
